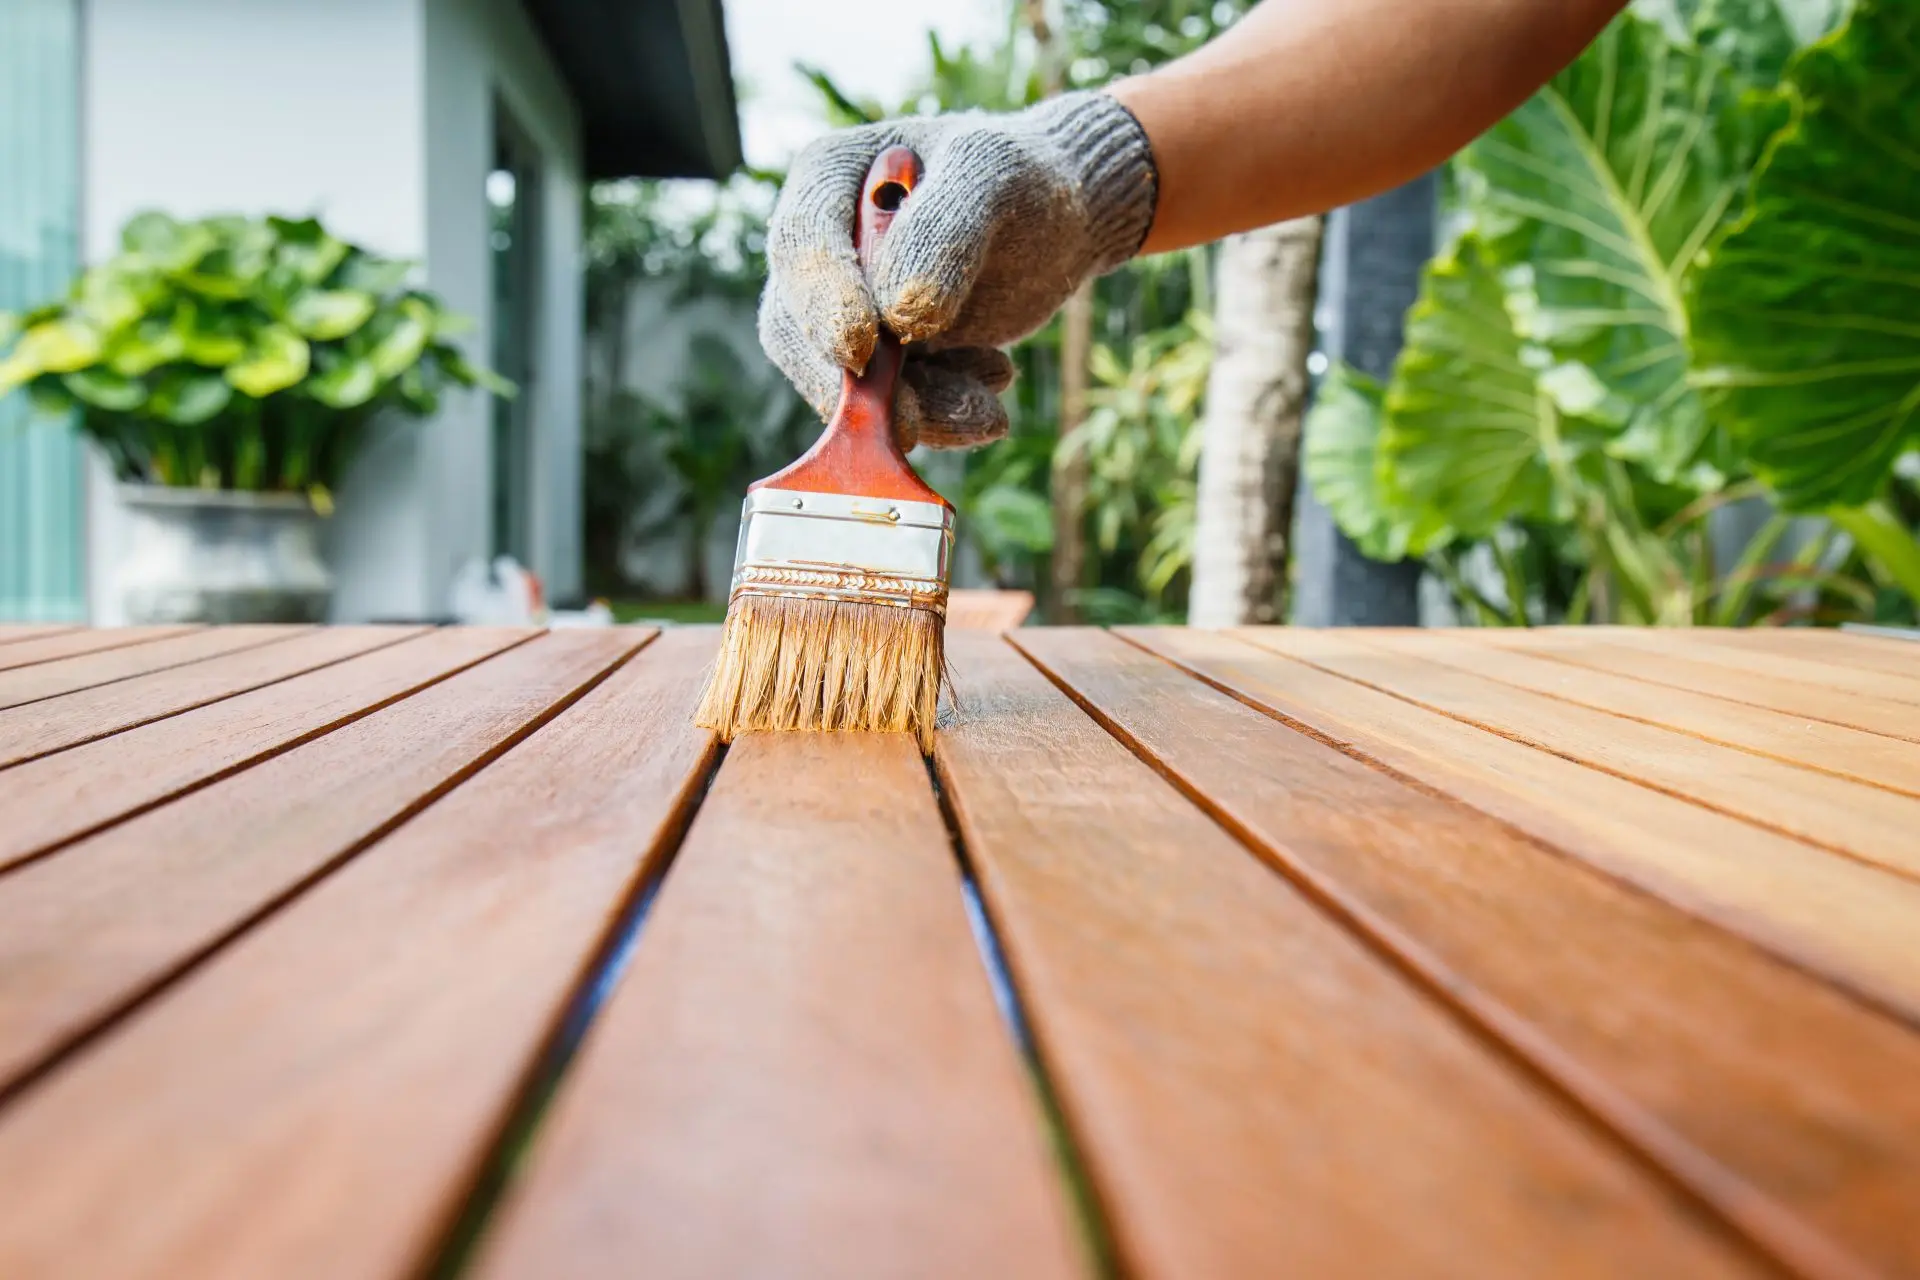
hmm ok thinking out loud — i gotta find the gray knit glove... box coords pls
[760,91,1157,450]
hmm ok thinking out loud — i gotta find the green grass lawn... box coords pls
[607,599,728,625]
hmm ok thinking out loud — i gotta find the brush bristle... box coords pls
[695,595,946,753]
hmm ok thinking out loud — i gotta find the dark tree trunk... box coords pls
[1291,174,1437,627]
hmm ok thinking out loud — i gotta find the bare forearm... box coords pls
[1111,0,1629,253]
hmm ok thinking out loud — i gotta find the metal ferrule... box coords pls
[728,487,955,614]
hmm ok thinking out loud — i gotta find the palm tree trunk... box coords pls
[1050,281,1094,622]
[1188,217,1325,626]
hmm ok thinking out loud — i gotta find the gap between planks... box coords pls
[0,629,654,1103]
[1030,628,1917,1280]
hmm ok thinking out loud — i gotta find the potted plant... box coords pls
[0,211,511,623]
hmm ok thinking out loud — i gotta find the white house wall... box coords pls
[424,0,585,607]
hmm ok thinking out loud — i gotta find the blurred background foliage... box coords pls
[585,0,1919,628]
[1303,0,1920,627]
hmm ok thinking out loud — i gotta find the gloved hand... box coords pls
[760,91,1158,450]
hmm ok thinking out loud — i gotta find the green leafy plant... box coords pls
[1305,0,1920,626]
[0,211,509,499]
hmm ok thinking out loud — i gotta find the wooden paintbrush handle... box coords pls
[749,146,950,507]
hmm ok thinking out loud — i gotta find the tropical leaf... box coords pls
[368,300,432,378]
[62,368,147,413]
[106,316,186,377]
[1303,364,1447,560]
[225,324,310,397]
[1690,0,1920,509]
[288,289,376,341]
[1379,235,1561,537]
[307,356,381,409]
[0,317,104,392]
[1460,1,1824,478]
[149,370,232,425]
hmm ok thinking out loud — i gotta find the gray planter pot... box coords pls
[116,484,334,624]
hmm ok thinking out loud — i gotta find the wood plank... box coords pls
[0,624,310,710]
[1241,628,1920,881]
[0,626,199,673]
[471,731,1082,1280]
[0,625,80,646]
[1126,627,1920,1029]
[946,588,1035,630]
[1492,630,1920,741]
[1358,629,1920,798]
[1697,628,1920,681]
[1607,630,1920,704]
[0,624,426,769]
[930,632,1759,1279]
[0,628,648,1091]
[1024,628,1920,1280]
[0,629,719,1280]
[0,627,521,871]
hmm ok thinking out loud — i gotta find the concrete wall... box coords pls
[82,0,584,621]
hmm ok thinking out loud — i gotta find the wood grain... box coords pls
[0,629,647,1091]
[0,624,421,768]
[0,625,80,646]
[947,588,1035,630]
[0,627,520,871]
[0,629,719,1280]
[1497,630,1920,742]
[0,624,309,710]
[1241,628,1920,880]
[472,730,1082,1280]
[1126,628,1920,1029]
[0,626,198,673]
[931,631,1758,1279]
[1699,627,1920,681]
[1601,628,1920,705]
[1024,627,1920,1280]
[1358,629,1920,797]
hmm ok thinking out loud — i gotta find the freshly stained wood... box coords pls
[0,627,519,871]
[0,624,421,767]
[1023,627,1920,1280]
[1243,627,1920,880]
[472,731,1082,1280]
[1128,628,1920,1027]
[946,588,1035,630]
[0,629,646,1091]
[0,625,80,646]
[0,626,198,673]
[0,624,309,710]
[932,632,1756,1279]
[1359,629,1920,797]
[1631,627,1920,704]
[0,630,719,1280]
[1507,630,1920,742]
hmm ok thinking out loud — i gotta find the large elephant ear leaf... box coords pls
[1378,235,1559,538]
[1460,3,1819,479]
[1690,0,1920,509]
[1303,364,1449,561]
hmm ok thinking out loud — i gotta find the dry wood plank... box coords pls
[1601,629,1920,704]
[0,625,80,646]
[930,631,1759,1279]
[0,629,719,1280]
[0,626,199,673]
[1024,627,1920,1280]
[1127,627,1920,1029]
[0,624,426,769]
[946,588,1035,630]
[472,730,1082,1280]
[1358,629,1920,798]
[1697,627,1920,681]
[1489,629,1920,740]
[0,627,521,871]
[0,628,648,1091]
[1242,628,1920,881]
[0,624,310,710]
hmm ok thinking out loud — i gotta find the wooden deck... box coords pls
[0,622,1916,1279]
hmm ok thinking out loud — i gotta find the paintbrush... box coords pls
[695,145,953,752]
